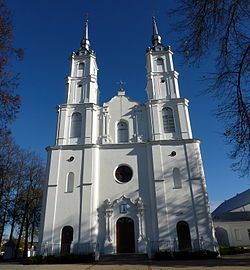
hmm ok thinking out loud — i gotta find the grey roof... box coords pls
[212,189,250,221]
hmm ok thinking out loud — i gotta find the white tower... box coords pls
[146,17,192,141]
[56,19,100,146]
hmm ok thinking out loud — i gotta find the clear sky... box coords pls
[7,0,249,210]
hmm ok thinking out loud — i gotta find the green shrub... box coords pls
[154,250,172,260]
[30,255,43,264]
[29,253,94,264]
[219,246,250,255]
[154,250,218,260]
[44,255,58,264]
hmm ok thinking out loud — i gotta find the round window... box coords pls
[115,165,133,183]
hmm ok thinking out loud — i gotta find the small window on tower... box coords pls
[157,58,164,65]
[79,62,85,70]
[156,58,164,72]
[70,112,82,138]
[77,62,85,77]
[162,107,175,133]
[66,172,74,193]
[173,168,182,189]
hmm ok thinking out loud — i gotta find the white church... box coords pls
[39,17,217,256]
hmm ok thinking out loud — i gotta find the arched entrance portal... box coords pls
[177,221,192,251]
[61,226,73,254]
[116,217,135,253]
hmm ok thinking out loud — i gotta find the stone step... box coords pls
[100,253,148,263]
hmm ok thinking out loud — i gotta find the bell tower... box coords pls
[56,19,100,145]
[146,17,180,100]
[146,17,192,141]
[66,19,99,105]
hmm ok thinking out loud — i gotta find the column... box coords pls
[136,197,147,253]
[104,199,113,253]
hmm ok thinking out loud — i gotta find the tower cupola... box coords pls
[152,16,162,47]
[66,18,99,105]
[79,18,91,54]
[146,17,180,100]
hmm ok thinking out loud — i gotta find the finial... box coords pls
[152,16,162,46]
[116,80,126,91]
[81,14,90,51]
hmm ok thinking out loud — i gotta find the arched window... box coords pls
[77,84,83,102]
[162,107,175,133]
[61,226,73,254]
[77,62,85,77]
[79,62,85,70]
[66,172,74,193]
[117,121,129,143]
[70,112,82,138]
[156,58,164,72]
[215,227,230,246]
[173,168,182,189]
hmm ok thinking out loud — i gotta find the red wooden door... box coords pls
[116,217,135,253]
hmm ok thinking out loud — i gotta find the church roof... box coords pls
[212,189,250,221]
[103,91,139,106]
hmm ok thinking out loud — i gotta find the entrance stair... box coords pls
[99,253,148,264]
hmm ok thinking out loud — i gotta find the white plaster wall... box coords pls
[145,49,180,100]
[146,99,192,141]
[214,221,250,247]
[152,142,215,250]
[97,144,157,251]
[103,94,140,143]
[42,148,84,253]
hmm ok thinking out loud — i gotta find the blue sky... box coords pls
[8,0,249,210]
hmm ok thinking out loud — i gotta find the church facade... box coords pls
[39,18,217,256]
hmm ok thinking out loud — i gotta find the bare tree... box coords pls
[14,151,45,258]
[0,0,23,137]
[169,0,250,176]
[0,135,20,244]
[0,135,45,257]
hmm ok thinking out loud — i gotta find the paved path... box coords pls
[0,254,250,270]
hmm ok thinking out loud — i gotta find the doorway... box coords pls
[61,226,73,254]
[176,221,192,251]
[116,217,135,253]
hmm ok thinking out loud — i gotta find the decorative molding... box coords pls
[154,179,164,182]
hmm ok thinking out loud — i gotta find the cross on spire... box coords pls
[116,80,126,91]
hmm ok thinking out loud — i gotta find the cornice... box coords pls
[46,138,201,152]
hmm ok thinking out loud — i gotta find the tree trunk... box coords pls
[14,209,27,258]
[9,189,20,241]
[23,214,29,258]
[0,210,7,244]
[9,217,16,241]
[30,212,36,247]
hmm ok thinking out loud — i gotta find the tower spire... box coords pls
[81,16,90,51]
[152,16,162,46]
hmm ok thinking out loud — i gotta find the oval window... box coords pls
[115,165,133,183]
